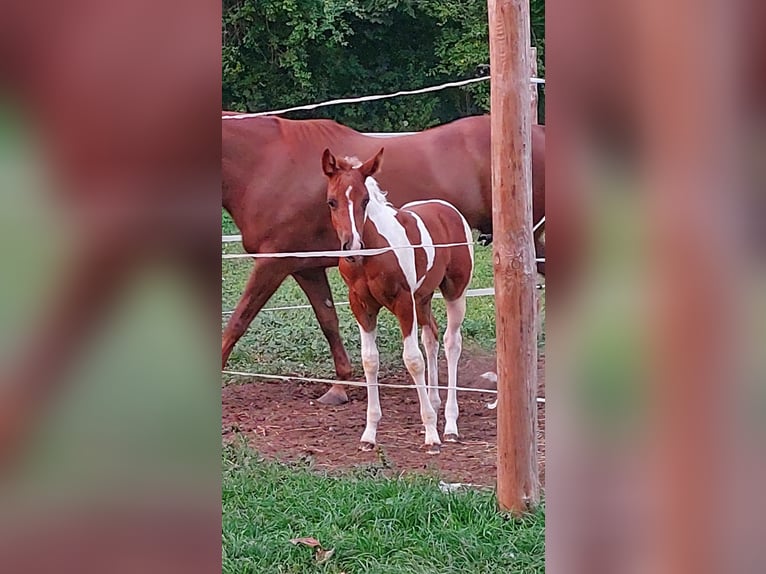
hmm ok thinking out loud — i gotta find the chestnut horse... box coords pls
[322,148,473,453]
[222,114,544,405]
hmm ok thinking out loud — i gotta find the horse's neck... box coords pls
[221,118,280,217]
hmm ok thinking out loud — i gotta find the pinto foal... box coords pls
[322,148,474,453]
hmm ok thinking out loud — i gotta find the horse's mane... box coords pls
[364,176,393,207]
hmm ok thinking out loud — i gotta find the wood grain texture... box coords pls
[529,46,538,123]
[488,0,540,513]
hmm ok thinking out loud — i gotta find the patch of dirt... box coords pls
[222,349,545,487]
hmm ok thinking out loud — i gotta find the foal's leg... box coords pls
[418,300,441,412]
[393,295,440,453]
[293,268,352,405]
[349,298,381,450]
[221,260,291,368]
[443,294,467,442]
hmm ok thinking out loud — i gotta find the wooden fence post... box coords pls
[488,0,540,513]
[529,46,538,124]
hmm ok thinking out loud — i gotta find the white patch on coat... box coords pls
[363,178,418,291]
[406,211,435,289]
[401,199,475,293]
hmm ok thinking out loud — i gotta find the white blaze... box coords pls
[345,185,363,250]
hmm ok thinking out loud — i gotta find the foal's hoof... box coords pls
[424,443,441,455]
[359,441,376,452]
[444,433,460,443]
[317,388,348,406]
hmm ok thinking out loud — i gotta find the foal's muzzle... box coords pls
[341,238,364,262]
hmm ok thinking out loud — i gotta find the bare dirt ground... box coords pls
[222,349,545,486]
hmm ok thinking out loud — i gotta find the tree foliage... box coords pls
[223,0,545,131]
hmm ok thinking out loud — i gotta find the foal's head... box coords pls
[321,147,384,253]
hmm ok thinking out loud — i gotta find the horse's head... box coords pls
[321,147,384,255]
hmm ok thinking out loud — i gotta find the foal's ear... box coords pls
[321,148,337,177]
[360,147,384,178]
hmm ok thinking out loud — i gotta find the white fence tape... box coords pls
[365,132,417,138]
[224,216,545,247]
[222,368,546,403]
[222,241,469,260]
[222,242,545,261]
[222,287,497,317]
[222,76,545,119]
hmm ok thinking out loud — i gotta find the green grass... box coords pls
[222,444,545,574]
[222,210,543,380]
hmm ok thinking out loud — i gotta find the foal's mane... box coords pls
[338,156,363,169]
[364,176,392,208]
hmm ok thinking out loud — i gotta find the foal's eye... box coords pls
[327,199,338,209]
[362,197,370,209]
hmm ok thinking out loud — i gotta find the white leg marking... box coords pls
[345,185,363,250]
[421,323,441,411]
[358,325,381,447]
[403,320,440,449]
[443,296,467,439]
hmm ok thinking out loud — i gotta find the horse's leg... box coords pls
[443,294,467,442]
[393,294,440,454]
[418,299,441,412]
[221,261,291,368]
[349,296,381,451]
[292,268,351,406]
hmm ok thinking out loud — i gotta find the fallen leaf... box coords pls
[315,548,335,564]
[289,537,322,548]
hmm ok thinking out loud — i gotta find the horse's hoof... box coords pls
[444,433,460,443]
[424,443,441,455]
[317,389,348,406]
[359,441,376,452]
